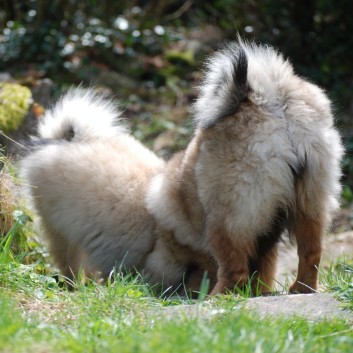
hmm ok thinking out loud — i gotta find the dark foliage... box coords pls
[0,0,352,188]
[1,0,351,109]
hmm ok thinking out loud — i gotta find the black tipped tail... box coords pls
[193,43,249,129]
[234,48,248,100]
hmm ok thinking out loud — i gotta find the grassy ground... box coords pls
[1,155,353,353]
[0,259,353,353]
[1,226,353,352]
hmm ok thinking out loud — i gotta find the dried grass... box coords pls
[0,165,16,236]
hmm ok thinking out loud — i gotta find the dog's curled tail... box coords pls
[37,88,126,143]
[194,39,295,129]
[193,42,248,129]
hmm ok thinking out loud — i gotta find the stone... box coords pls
[244,293,352,321]
[161,293,352,322]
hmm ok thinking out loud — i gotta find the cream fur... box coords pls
[20,90,165,280]
[147,40,344,294]
[20,40,344,295]
[38,88,127,142]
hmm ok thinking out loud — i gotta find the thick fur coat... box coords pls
[21,91,166,281]
[20,40,343,295]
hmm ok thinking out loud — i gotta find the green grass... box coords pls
[0,273,352,353]
[321,259,353,309]
[1,232,353,353]
[1,158,353,352]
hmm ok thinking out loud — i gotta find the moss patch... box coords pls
[0,83,32,133]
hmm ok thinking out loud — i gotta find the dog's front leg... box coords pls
[289,214,323,294]
[207,224,253,295]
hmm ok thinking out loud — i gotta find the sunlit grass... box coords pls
[0,154,353,353]
[0,274,352,353]
[1,238,353,353]
[321,259,353,308]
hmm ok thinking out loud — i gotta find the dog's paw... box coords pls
[289,280,317,294]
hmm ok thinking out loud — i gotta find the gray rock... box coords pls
[244,293,352,321]
[161,293,352,322]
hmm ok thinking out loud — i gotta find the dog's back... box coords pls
[194,41,342,234]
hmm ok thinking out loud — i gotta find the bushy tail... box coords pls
[193,39,294,129]
[193,42,248,129]
[37,88,127,143]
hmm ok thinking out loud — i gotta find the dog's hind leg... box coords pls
[288,171,327,293]
[43,225,100,285]
[249,208,287,295]
[207,224,255,295]
[289,212,324,293]
[250,245,278,295]
[288,141,339,293]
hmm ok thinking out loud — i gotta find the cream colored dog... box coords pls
[21,90,214,292]
[20,40,343,295]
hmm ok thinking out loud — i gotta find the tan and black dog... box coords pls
[20,40,343,295]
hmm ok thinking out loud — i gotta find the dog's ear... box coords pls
[193,44,248,130]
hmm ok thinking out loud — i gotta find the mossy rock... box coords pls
[166,50,195,66]
[0,83,32,134]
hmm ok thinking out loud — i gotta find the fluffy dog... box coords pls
[20,40,343,295]
[20,90,210,291]
[20,91,166,282]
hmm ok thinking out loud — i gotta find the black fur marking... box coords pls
[64,126,75,141]
[288,160,305,181]
[248,208,288,278]
[69,126,75,139]
[18,125,77,157]
[288,163,298,178]
[203,46,248,129]
[233,48,248,94]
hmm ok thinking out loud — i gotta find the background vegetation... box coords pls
[1,2,352,128]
